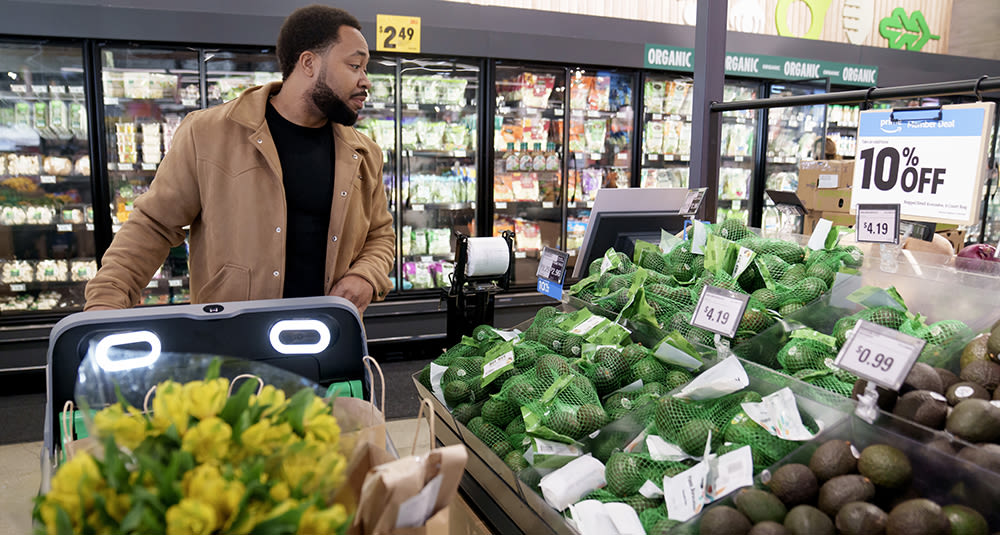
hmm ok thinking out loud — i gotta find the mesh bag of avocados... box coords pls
[832,305,909,347]
[522,306,564,341]
[775,337,837,373]
[900,318,974,368]
[538,326,587,358]
[712,218,754,242]
[663,241,704,283]
[791,368,856,397]
[440,356,488,407]
[753,239,806,265]
[661,309,716,348]
[512,340,549,370]
[640,505,679,535]
[724,407,802,471]
[521,372,608,443]
[604,451,690,497]
[652,392,750,457]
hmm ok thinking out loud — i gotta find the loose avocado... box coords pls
[809,440,858,482]
[767,464,818,507]
[902,363,944,394]
[926,438,958,456]
[942,504,989,535]
[747,521,787,535]
[988,321,1000,357]
[783,505,834,535]
[961,333,993,370]
[699,505,752,535]
[937,368,962,392]
[946,382,991,406]
[956,443,1000,472]
[946,399,1000,443]
[858,444,912,489]
[734,488,788,524]
[886,499,949,535]
[892,390,948,429]
[960,361,1000,391]
[835,502,888,535]
[817,475,876,516]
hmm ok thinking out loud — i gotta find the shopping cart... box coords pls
[43,296,370,460]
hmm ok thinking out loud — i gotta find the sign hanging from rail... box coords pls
[850,103,996,226]
[643,44,879,87]
[376,14,421,53]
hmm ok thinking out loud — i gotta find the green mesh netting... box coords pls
[513,340,548,370]
[776,338,836,373]
[640,505,679,535]
[469,419,513,458]
[638,250,671,275]
[713,218,754,242]
[754,240,805,265]
[833,306,909,347]
[450,400,484,425]
[652,392,749,456]
[434,339,479,366]
[605,451,689,497]
[441,356,487,405]
[537,326,586,358]
[724,410,802,472]
[481,397,520,428]
[523,306,563,341]
[901,318,973,367]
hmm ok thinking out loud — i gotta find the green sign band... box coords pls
[644,44,879,87]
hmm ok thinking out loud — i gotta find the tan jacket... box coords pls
[84,82,395,309]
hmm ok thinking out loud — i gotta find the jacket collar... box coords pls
[228,80,369,154]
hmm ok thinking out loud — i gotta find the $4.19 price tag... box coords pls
[834,320,926,391]
[376,14,421,53]
[855,204,900,244]
[690,285,750,339]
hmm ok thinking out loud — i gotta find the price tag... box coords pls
[617,152,628,160]
[664,154,676,161]
[453,150,467,158]
[412,204,425,211]
[117,163,132,171]
[86,224,94,231]
[542,201,554,209]
[652,113,663,121]
[834,320,926,391]
[181,98,197,107]
[734,156,745,162]
[732,200,741,211]
[56,224,72,232]
[141,163,157,171]
[10,84,26,93]
[855,204,900,244]
[690,285,750,339]
[405,104,419,111]
[68,86,85,95]
[851,104,994,225]
[736,117,746,124]
[376,14,421,53]
[496,202,508,209]
[647,154,659,162]
[536,246,569,285]
[9,284,26,292]
[514,251,527,259]
[40,175,57,184]
[168,279,183,288]
[146,280,159,289]
[497,106,511,115]
[420,256,433,263]
[591,153,602,161]
[586,201,594,208]
[371,102,385,109]
[681,188,707,215]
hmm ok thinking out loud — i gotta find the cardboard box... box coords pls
[936,228,966,254]
[813,187,853,213]
[803,211,855,235]
[797,160,855,210]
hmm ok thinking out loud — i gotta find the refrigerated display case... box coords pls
[826,104,859,159]
[397,57,479,291]
[204,49,281,106]
[0,41,95,313]
[761,81,827,232]
[493,63,566,285]
[100,45,201,306]
[638,74,693,190]
[717,81,758,224]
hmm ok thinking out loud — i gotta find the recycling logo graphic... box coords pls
[879,8,940,51]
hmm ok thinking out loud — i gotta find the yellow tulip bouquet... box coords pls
[34,357,352,535]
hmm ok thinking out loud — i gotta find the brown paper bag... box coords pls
[334,356,388,455]
[351,399,468,535]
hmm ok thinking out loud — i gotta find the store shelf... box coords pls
[645,112,692,122]
[493,200,561,210]
[495,105,564,118]
[642,153,689,166]
[566,200,596,209]
[102,96,199,109]
[0,222,94,233]
[144,276,189,290]
[570,151,630,163]
[720,155,752,163]
[406,202,475,211]
[400,102,470,112]
[106,162,159,173]
[403,253,455,263]
[403,149,476,159]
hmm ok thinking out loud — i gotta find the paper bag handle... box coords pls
[228,374,265,397]
[363,355,386,414]
[411,398,436,454]
[61,400,75,458]
[143,385,156,413]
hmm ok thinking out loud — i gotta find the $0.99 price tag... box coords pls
[690,285,750,339]
[376,14,421,53]
[855,204,900,244]
[834,320,926,391]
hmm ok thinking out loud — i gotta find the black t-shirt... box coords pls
[265,101,335,298]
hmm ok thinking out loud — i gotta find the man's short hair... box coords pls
[276,5,362,80]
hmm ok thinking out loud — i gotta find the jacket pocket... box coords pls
[198,263,251,303]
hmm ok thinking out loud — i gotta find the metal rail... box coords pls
[711,76,1000,112]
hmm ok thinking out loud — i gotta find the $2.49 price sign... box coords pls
[855,203,900,244]
[690,285,750,339]
[376,14,421,53]
[834,320,926,391]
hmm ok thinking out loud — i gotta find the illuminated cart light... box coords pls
[94,330,162,372]
[268,319,331,355]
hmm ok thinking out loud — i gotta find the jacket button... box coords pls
[352,153,358,160]
[257,139,263,144]
[275,227,281,233]
[341,191,348,197]
[331,235,338,242]
[272,270,279,277]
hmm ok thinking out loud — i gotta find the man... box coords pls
[85,5,395,314]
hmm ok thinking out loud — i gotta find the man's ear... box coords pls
[298,50,318,78]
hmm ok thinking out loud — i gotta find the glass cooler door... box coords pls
[717,81,759,224]
[203,48,281,107]
[638,73,693,190]
[100,45,201,306]
[493,63,566,286]
[397,57,479,292]
[0,41,95,314]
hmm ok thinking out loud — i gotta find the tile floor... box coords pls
[0,418,460,535]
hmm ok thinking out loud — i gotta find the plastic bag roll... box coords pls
[465,237,510,277]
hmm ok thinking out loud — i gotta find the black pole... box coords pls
[712,77,1000,112]
[690,0,728,223]
[84,40,114,267]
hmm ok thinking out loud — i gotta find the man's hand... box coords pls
[330,274,374,315]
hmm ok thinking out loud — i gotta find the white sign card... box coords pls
[855,204,901,244]
[690,285,750,339]
[834,320,926,391]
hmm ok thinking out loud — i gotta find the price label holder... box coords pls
[855,204,900,244]
[834,320,925,392]
[680,187,707,216]
[690,285,750,339]
[764,189,807,217]
[536,246,570,300]
[900,220,936,242]
[376,14,421,53]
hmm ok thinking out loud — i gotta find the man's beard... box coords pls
[310,75,359,126]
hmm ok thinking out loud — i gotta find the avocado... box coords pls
[893,390,948,429]
[852,380,898,412]
[809,440,858,482]
[747,521,787,535]
[734,488,787,524]
[925,438,958,456]
[942,504,989,535]
[946,399,1000,443]
[962,333,993,370]
[817,475,876,516]
[678,418,720,456]
[988,322,1000,357]
[699,505,752,535]
[902,363,944,394]
[835,502,888,535]
[783,505,834,535]
[960,361,1000,391]
[768,464,818,507]
[946,382,991,406]
[956,443,1000,472]
[937,368,962,392]
[858,444,912,489]
[886,499,949,535]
